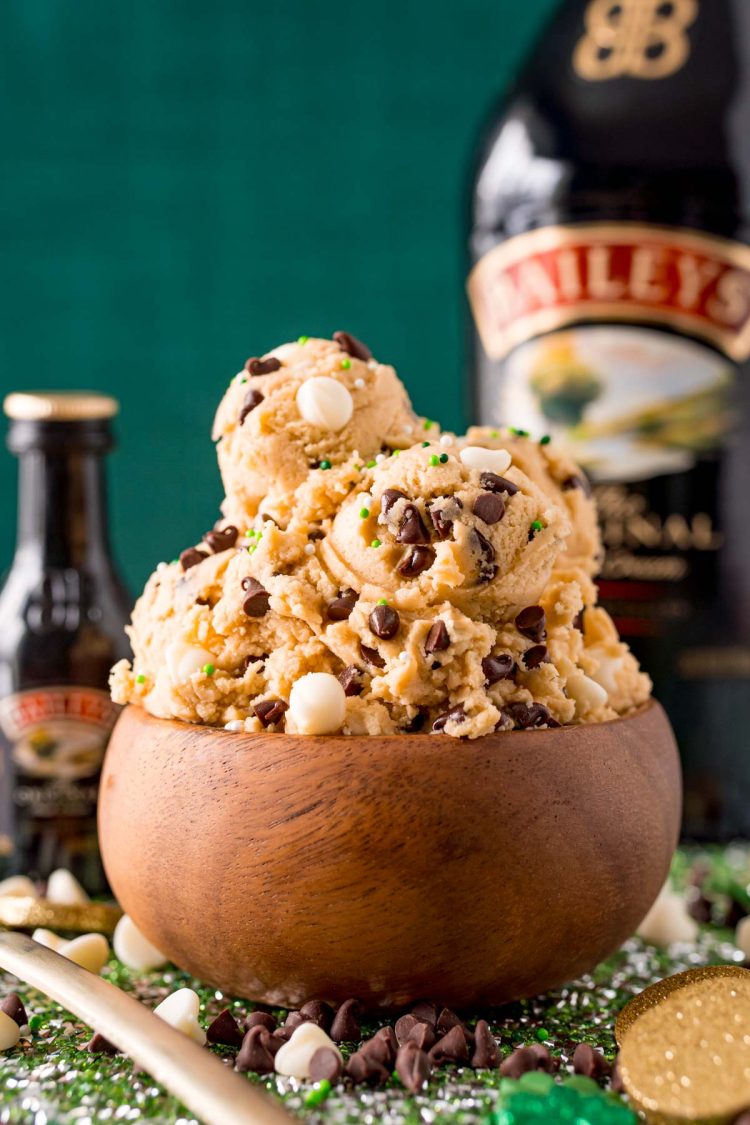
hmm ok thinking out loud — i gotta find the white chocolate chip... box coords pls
[354,377,365,389]
[224,719,244,732]
[459,446,512,475]
[113,914,168,972]
[0,875,38,899]
[637,882,698,947]
[274,1022,342,1078]
[589,652,624,697]
[0,1010,20,1052]
[736,916,750,959]
[47,868,89,906]
[62,933,110,974]
[32,928,67,952]
[165,642,215,683]
[153,988,206,1045]
[566,671,608,714]
[288,672,346,735]
[296,376,353,431]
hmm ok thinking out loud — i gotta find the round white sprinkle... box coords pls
[375,453,386,464]
[404,425,414,435]
[354,377,365,389]
[274,1023,342,1078]
[304,543,315,555]
[288,672,346,735]
[47,869,89,906]
[399,651,410,663]
[0,1010,20,1052]
[459,446,512,475]
[296,376,353,431]
[440,434,455,447]
[0,875,38,899]
[114,914,168,972]
[153,988,206,1045]
[62,933,110,975]
[358,493,372,509]
[224,719,245,732]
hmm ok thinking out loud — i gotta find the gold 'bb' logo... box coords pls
[574,0,698,81]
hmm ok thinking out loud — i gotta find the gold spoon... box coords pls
[0,930,292,1125]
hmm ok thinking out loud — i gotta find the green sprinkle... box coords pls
[135,674,146,685]
[421,441,430,448]
[304,1080,331,1108]
[28,1015,43,1032]
[202,664,215,677]
[355,464,362,471]
[341,358,351,370]
[377,598,388,605]
[439,452,449,463]
[319,460,332,470]
[297,335,309,345]
[510,427,529,438]
[490,430,500,438]
[170,558,178,565]
[366,459,376,468]
[429,454,439,466]
[530,519,544,535]
[423,419,434,430]
[359,508,370,519]
[536,1027,549,1041]
[540,434,551,445]
[370,538,382,548]
[239,376,247,384]
[391,449,400,457]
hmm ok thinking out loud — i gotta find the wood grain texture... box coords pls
[99,702,681,1010]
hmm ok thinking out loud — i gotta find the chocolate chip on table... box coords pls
[205,1007,244,1047]
[245,355,282,376]
[333,330,372,361]
[432,705,466,733]
[515,605,547,642]
[470,528,497,581]
[1,993,27,1027]
[360,1033,393,1067]
[482,654,515,685]
[528,1043,556,1072]
[411,1000,439,1027]
[345,1050,389,1084]
[245,1010,277,1032]
[204,525,238,553]
[330,998,361,1043]
[338,665,364,697]
[83,1031,119,1055]
[299,999,333,1031]
[562,472,592,496]
[397,504,431,545]
[372,1025,399,1064]
[480,471,518,496]
[369,604,400,639]
[610,1054,624,1093]
[253,699,288,727]
[572,1042,611,1078]
[424,620,450,654]
[436,1007,472,1043]
[241,577,271,617]
[473,492,505,525]
[396,1040,431,1093]
[502,701,558,730]
[381,488,408,515]
[359,642,386,669]
[471,1020,501,1069]
[236,1026,277,1074]
[429,1024,469,1066]
[239,387,265,424]
[398,544,435,577]
[499,1045,540,1078]
[327,590,357,621]
[523,644,549,669]
[732,1114,750,1125]
[308,1045,343,1081]
[395,1013,422,1045]
[402,1020,435,1051]
[180,547,208,571]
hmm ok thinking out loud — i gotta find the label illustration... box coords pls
[573,0,698,82]
[0,687,118,784]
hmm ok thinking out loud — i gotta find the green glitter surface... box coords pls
[0,846,747,1124]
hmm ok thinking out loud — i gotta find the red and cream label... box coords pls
[0,687,118,783]
[468,224,750,362]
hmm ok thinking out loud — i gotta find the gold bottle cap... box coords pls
[4,392,119,422]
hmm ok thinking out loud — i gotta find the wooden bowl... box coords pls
[99,701,680,1010]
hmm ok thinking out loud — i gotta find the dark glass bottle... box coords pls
[0,393,131,892]
[468,0,750,838]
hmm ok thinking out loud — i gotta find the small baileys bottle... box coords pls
[0,393,131,893]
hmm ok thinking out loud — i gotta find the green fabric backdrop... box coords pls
[0,0,558,590]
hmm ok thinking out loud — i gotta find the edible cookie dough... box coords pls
[111,332,651,737]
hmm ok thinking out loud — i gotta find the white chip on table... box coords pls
[153,988,206,1045]
[274,1022,342,1078]
[113,914,168,972]
[46,868,89,905]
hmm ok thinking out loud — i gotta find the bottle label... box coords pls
[573,0,698,82]
[468,223,750,364]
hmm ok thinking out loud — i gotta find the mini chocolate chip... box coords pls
[397,504,431,545]
[396,1041,431,1093]
[610,1054,624,1093]
[360,1034,393,1067]
[429,498,462,540]
[330,998,361,1043]
[473,492,505,525]
[372,1026,399,1064]
[195,596,211,607]
[470,528,497,581]
[404,709,427,733]
[180,547,208,571]
[242,653,269,671]
[499,1045,539,1078]
[272,1024,296,1042]
[573,608,585,632]
[327,591,358,621]
[528,1043,557,1072]
[338,665,364,697]
[84,1031,119,1055]
[436,1008,470,1040]
[308,527,325,541]
[309,1045,343,1081]
[523,644,549,669]
[242,577,271,617]
[254,699,288,727]
[480,472,518,496]
[236,1026,276,1074]
[395,1014,422,1045]
[345,1051,389,1084]
[432,704,466,733]
[204,525,238,553]
[562,472,592,496]
[429,1024,469,1066]
[503,701,556,729]
[381,487,408,514]
[245,356,282,376]
[206,1008,244,1047]
[482,654,515,685]
[359,642,385,669]
[245,1011,276,1032]
[1,993,27,1027]
[471,1020,501,1069]
[239,387,264,424]
[398,544,435,577]
[283,1010,306,1030]
[369,604,400,639]
[515,605,546,641]
[401,1020,435,1051]
[572,1042,610,1078]
[411,1000,439,1027]
[333,330,372,361]
[299,1000,333,1031]
[425,620,450,654]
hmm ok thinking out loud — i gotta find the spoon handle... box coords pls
[0,931,291,1125]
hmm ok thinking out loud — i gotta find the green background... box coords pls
[0,0,558,591]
